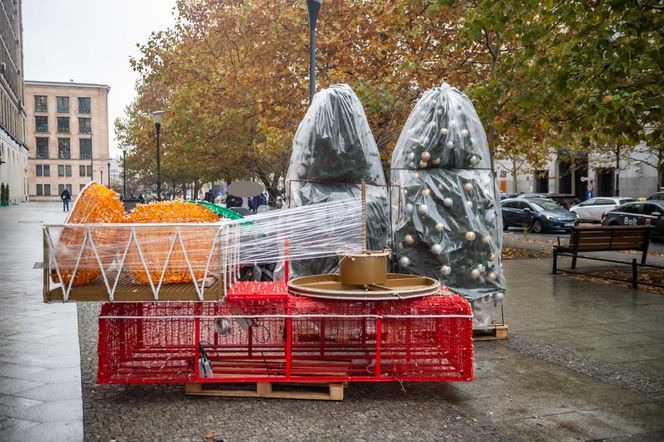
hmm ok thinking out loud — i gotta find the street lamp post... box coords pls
[307,0,322,104]
[121,147,127,200]
[615,145,620,197]
[152,111,165,201]
[100,168,103,187]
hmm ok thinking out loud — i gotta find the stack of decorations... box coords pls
[285,84,389,277]
[390,84,505,328]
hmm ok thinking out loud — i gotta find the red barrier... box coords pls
[97,283,473,384]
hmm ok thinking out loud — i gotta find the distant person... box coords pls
[60,188,71,212]
[137,193,145,204]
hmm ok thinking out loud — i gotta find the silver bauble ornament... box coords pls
[487,272,498,282]
[399,256,411,267]
[435,223,444,232]
[431,244,443,255]
[470,268,481,279]
[423,137,430,144]
[440,265,451,275]
[421,151,431,161]
[432,158,441,165]
[407,152,415,160]
[405,203,414,214]
[461,128,469,137]
[481,235,491,245]
[403,234,415,245]
[421,188,431,197]
[488,253,496,261]
[478,264,486,273]
[493,291,504,301]
[446,141,454,149]
[469,155,479,165]
[463,182,473,191]
[417,204,429,216]
[438,184,445,191]
[419,160,428,168]
[443,197,453,208]
[465,231,477,241]
[485,210,496,224]
[465,200,474,209]
[440,127,448,135]
[428,121,437,129]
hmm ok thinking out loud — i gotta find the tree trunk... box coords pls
[511,159,518,193]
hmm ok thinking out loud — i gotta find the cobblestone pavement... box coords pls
[0,202,83,441]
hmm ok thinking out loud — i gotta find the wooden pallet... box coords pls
[185,381,345,401]
[473,322,509,341]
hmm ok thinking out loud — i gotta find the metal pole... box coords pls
[123,151,127,200]
[615,145,620,196]
[156,122,161,201]
[307,0,322,104]
[100,169,103,186]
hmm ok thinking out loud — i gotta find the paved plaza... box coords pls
[1,202,663,441]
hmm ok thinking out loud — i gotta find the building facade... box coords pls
[0,0,28,204]
[25,81,110,201]
[496,145,662,200]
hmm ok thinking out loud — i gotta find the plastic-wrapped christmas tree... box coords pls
[286,84,389,277]
[391,84,505,328]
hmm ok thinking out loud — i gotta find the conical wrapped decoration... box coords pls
[391,84,505,307]
[125,201,220,284]
[52,181,126,286]
[285,84,389,277]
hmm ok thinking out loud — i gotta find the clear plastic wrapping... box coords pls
[286,84,389,277]
[390,84,505,307]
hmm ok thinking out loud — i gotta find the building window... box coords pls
[79,165,85,177]
[87,165,92,177]
[36,138,49,159]
[79,138,92,159]
[65,165,72,177]
[44,184,51,195]
[80,184,85,191]
[58,138,70,159]
[34,95,48,112]
[36,164,42,176]
[43,165,50,176]
[35,116,48,132]
[36,184,43,196]
[57,117,70,133]
[78,97,91,114]
[58,184,64,195]
[78,117,91,134]
[58,165,64,177]
[56,96,69,113]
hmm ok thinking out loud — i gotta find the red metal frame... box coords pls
[97,282,473,385]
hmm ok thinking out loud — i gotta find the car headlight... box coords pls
[544,214,552,220]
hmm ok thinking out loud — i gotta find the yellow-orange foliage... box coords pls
[53,182,126,286]
[126,201,220,284]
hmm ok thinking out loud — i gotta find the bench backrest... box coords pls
[569,226,651,252]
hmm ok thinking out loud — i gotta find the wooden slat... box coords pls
[185,381,345,401]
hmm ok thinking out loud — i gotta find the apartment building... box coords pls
[0,0,28,204]
[25,80,110,200]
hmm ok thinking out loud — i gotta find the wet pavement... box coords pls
[2,202,664,441]
[0,202,82,441]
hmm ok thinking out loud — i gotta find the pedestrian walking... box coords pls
[60,188,71,212]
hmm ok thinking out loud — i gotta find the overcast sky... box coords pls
[23,0,177,158]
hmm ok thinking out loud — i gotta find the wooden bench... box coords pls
[552,225,654,288]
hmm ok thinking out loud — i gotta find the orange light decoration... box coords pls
[126,201,220,284]
[52,182,126,286]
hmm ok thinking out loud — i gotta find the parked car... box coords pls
[500,193,520,200]
[647,192,664,201]
[517,193,581,210]
[570,197,636,223]
[501,198,579,233]
[601,200,664,240]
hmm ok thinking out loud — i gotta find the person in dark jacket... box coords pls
[60,188,71,212]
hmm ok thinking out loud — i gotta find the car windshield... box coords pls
[530,199,563,211]
[619,198,635,205]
